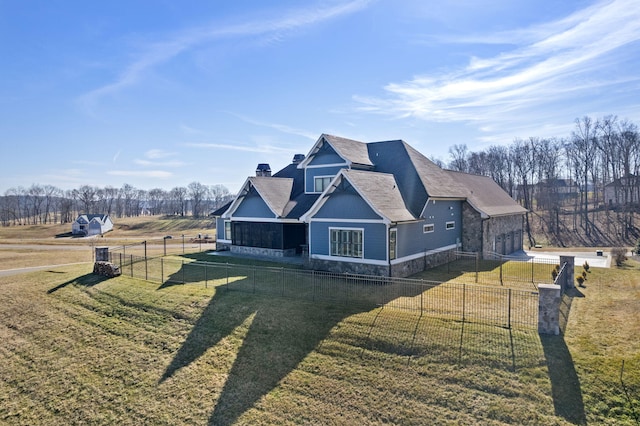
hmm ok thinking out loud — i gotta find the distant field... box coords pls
[0,261,638,424]
[0,216,215,242]
[0,216,216,270]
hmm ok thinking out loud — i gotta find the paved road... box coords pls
[0,244,91,251]
[0,262,90,278]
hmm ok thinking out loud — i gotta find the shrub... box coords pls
[611,247,628,267]
[577,276,585,287]
[583,261,590,272]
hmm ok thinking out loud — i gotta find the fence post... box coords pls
[508,288,512,329]
[204,264,208,289]
[475,252,479,283]
[531,261,535,284]
[161,258,164,283]
[538,284,561,335]
[182,260,185,284]
[119,253,122,270]
[462,283,466,322]
[130,255,133,277]
[420,282,424,316]
[500,259,504,286]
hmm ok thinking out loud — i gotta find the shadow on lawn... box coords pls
[159,260,548,424]
[159,263,427,425]
[159,274,368,425]
[47,273,109,294]
[540,334,586,425]
[540,287,587,425]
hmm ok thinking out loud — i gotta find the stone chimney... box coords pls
[256,163,271,177]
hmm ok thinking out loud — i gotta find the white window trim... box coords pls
[224,220,232,240]
[446,221,455,230]
[313,175,334,193]
[423,223,435,233]
[389,228,397,261]
[329,227,364,258]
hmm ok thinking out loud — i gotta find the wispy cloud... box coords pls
[78,0,371,110]
[108,170,173,178]
[356,0,640,135]
[226,112,318,140]
[145,149,174,159]
[134,159,186,167]
[185,141,292,153]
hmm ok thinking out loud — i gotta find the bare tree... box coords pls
[148,188,166,216]
[188,181,208,217]
[511,138,536,246]
[75,185,98,214]
[570,116,598,237]
[448,144,469,172]
[170,186,187,216]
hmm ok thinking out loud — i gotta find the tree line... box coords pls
[0,182,234,226]
[3,115,639,246]
[441,115,640,246]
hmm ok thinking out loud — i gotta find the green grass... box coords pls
[0,261,638,425]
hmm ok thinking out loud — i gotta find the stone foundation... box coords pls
[307,247,457,278]
[390,247,456,277]
[305,258,389,276]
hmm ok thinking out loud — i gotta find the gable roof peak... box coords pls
[299,134,374,168]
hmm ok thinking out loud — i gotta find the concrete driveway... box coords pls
[522,250,611,268]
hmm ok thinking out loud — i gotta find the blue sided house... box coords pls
[214,134,527,277]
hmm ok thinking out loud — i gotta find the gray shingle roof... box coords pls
[446,171,527,217]
[248,177,294,218]
[341,169,415,222]
[322,134,374,167]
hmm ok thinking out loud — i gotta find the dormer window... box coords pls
[314,176,333,193]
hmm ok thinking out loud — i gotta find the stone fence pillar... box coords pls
[95,247,109,262]
[538,283,561,335]
[559,255,575,290]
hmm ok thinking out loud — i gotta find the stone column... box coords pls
[538,284,561,335]
[559,255,575,289]
[95,247,109,262]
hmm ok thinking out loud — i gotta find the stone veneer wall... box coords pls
[461,202,524,258]
[216,241,231,251]
[390,247,456,277]
[306,247,457,278]
[538,284,561,335]
[231,245,296,257]
[461,203,483,253]
[305,258,389,276]
[482,214,523,256]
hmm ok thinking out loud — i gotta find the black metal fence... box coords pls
[447,251,558,288]
[108,253,539,329]
[106,235,215,258]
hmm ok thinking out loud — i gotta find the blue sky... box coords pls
[2,0,639,195]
